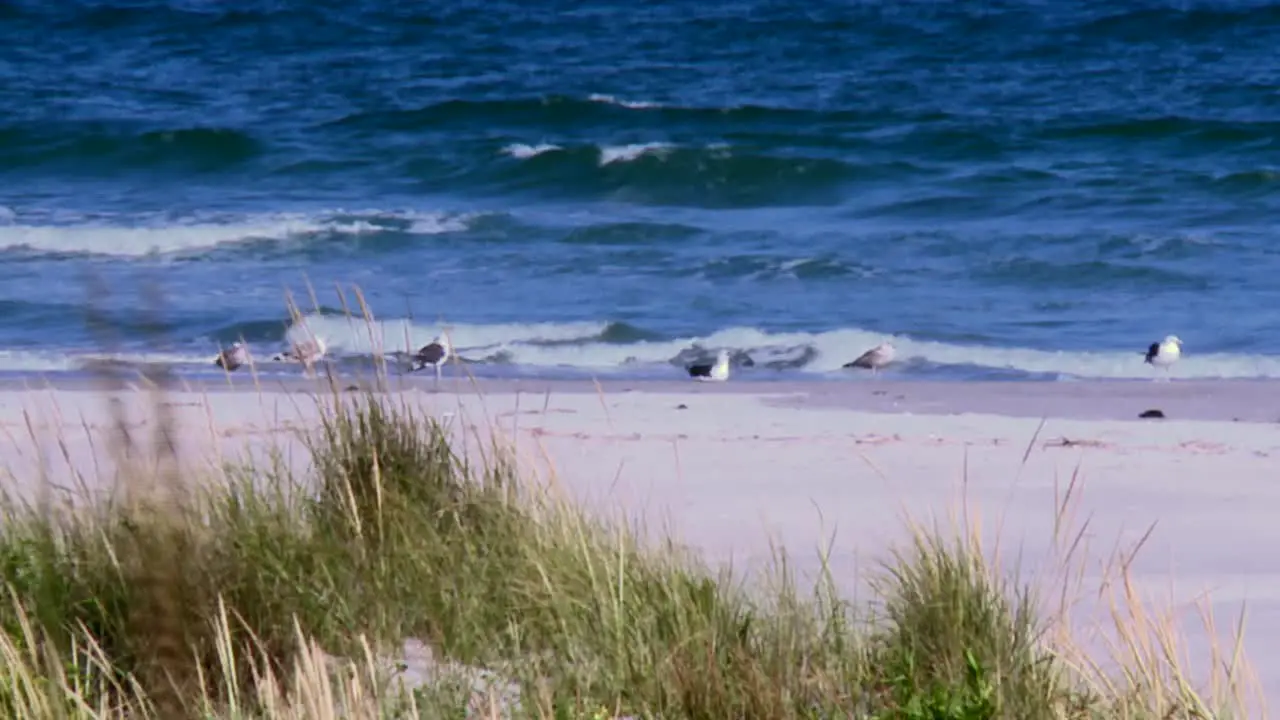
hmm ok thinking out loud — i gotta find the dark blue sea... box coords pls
[3,0,1280,381]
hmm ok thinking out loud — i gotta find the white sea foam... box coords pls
[587,94,661,109]
[502,141,674,165]
[283,314,611,357]
[598,142,673,166]
[0,209,472,257]
[501,143,562,159]
[0,349,214,372]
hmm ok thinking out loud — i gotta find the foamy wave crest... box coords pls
[278,317,1280,380]
[0,209,472,257]
[599,142,673,165]
[284,314,610,357]
[502,143,562,159]
[0,349,213,372]
[587,93,661,109]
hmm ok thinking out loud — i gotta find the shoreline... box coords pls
[5,373,1280,424]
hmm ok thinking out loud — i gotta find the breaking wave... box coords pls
[0,209,473,257]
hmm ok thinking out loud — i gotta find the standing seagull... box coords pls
[214,342,249,372]
[288,336,327,374]
[843,342,896,375]
[1143,335,1182,380]
[687,349,731,382]
[413,335,453,386]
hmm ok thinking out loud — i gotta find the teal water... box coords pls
[3,0,1280,380]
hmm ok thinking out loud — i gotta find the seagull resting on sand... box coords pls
[843,342,896,375]
[413,335,453,385]
[687,349,731,382]
[214,342,249,372]
[1143,335,1182,380]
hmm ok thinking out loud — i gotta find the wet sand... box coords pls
[8,373,1279,422]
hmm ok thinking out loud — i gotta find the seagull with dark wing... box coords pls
[1143,335,1182,381]
[843,342,896,375]
[413,335,453,386]
[687,349,731,382]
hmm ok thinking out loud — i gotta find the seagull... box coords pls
[843,342,896,375]
[1143,335,1182,380]
[214,342,249,372]
[413,335,452,385]
[687,349,731,382]
[286,336,327,373]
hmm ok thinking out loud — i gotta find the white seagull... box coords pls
[843,342,896,375]
[687,349,731,382]
[214,342,249,372]
[1143,335,1182,380]
[413,335,453,386]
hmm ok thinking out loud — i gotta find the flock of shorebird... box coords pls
[683,341,897,383]
[214,334,455,382]
[213,332,1185,383]
[683,340,898,382]
[683,334,1185,383]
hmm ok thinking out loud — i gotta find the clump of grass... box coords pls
[868,524,1062,719]
[298,391,872,717]
[308,391,469,545]
[0,392,391,715]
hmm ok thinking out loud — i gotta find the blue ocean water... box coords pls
[3,0,1280,381]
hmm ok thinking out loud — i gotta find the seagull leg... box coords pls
[434,362,442,389]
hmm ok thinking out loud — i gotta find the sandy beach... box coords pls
[3,375,1278,708]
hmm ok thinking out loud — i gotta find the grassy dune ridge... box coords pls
[0,295,1263,718]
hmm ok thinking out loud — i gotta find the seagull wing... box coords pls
[1143,342,1159,364]
[845,348,878,369]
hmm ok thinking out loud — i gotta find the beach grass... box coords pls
[0,304,1262,717]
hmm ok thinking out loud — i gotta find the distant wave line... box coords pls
[0,209,475,257]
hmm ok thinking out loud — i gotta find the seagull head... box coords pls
[1163,335,1182,348]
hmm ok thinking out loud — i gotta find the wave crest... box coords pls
[0,209,473,257]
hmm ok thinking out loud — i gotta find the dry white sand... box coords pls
[2,375,1278,709]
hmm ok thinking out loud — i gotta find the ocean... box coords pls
[3,0,1280,382]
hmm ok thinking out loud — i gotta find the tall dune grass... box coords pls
[0,283,1263,718]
